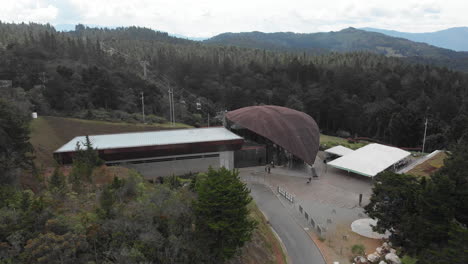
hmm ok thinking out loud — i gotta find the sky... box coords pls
[0,0,467,38]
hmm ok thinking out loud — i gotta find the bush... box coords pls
[351,244,365,256]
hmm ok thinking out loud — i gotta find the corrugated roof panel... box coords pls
[55,127,243,153]
[324,145,354,157]
[327,143,410,177]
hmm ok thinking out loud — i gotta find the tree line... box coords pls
[1,22,468,150]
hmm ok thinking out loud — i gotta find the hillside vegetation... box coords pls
[205,28,468,71]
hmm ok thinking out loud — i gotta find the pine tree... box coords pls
[194,167,257,263]
[49,166,66,192]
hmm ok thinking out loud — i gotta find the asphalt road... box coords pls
[249,183,326,264]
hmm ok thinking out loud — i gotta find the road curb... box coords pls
[259,208,292,264]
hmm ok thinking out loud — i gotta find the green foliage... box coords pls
[0,99,34,185]
[69,136,103,191]
[366,141,468,262]
[24,232,89,264]
[351,244,365,256]
[49,166,66,192]
[418,224,468,264]
[401,255,418,264]
[194,167,257,262]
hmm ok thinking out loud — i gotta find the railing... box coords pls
[277,186,294,203]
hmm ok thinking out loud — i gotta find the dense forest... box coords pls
[1,22,468,151]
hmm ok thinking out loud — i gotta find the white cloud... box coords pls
[0,0,466,37]
[1,0,58,24]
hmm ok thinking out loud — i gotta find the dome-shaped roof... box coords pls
[226,105,320,165]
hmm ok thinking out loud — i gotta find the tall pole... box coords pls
[171,87,175,126]
[422,117,428,153]
[141,92,145,123]
[140,61,149,80]
[168,88,173,125]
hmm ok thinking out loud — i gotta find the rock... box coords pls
[376,246,384,255]
[379,261,387,264]
[382,242,390,250]
[367,253,380,263]
[355,256,369,263]
[390,248,396,254]
[385,253,401,264]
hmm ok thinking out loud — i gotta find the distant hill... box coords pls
[361,27,468,52]
[204,28,468,72]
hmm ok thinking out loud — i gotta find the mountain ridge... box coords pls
[204,28,468,72]
[361,27,468,52]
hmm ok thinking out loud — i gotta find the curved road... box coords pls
[249,183,326,264]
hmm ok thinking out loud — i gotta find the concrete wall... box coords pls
[108,151,233,179]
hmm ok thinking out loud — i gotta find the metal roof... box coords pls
[327,143,411,177]
[55,127,243,153]
[324,145,354,157]
[226,105,320,165]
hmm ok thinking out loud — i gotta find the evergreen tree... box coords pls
[194,167,257,263]
[0,99,33,185]
[49,165,66,192]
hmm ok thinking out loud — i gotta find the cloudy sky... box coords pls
[1,0,466,38]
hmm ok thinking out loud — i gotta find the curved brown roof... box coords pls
[226,105,320,165]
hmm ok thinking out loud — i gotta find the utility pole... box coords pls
[422,117,428,153]
[171,86,175,126]
[141,92,145,123]
[140,61,149,80]
[168,86,175,126]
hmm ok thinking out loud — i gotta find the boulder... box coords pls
[382,242,390,250]
[376,246,384,255]
[367,253,380,263]
[379,261,387,264]
[385,253,401,264]
[390,248,396,254]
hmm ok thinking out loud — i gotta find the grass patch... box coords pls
[320,134,367,150]
[407,152,448,178]
[30,116,191,167]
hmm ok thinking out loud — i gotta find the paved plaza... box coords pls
[240,151,379,263]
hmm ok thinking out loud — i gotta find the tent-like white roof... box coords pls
[324,145,354,157]
[327,143,411,177]
[55,127,242,153]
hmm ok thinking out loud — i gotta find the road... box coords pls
[249,183,326,264]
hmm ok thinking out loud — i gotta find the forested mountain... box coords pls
[362,27,468,52]
[1,22,468,152]
[204,28,468,72]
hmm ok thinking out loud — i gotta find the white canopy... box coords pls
[324,145,354,157]
[327,143,410,177]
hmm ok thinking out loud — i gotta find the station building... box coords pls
[54,127,244,178]
[225,105,320,168]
